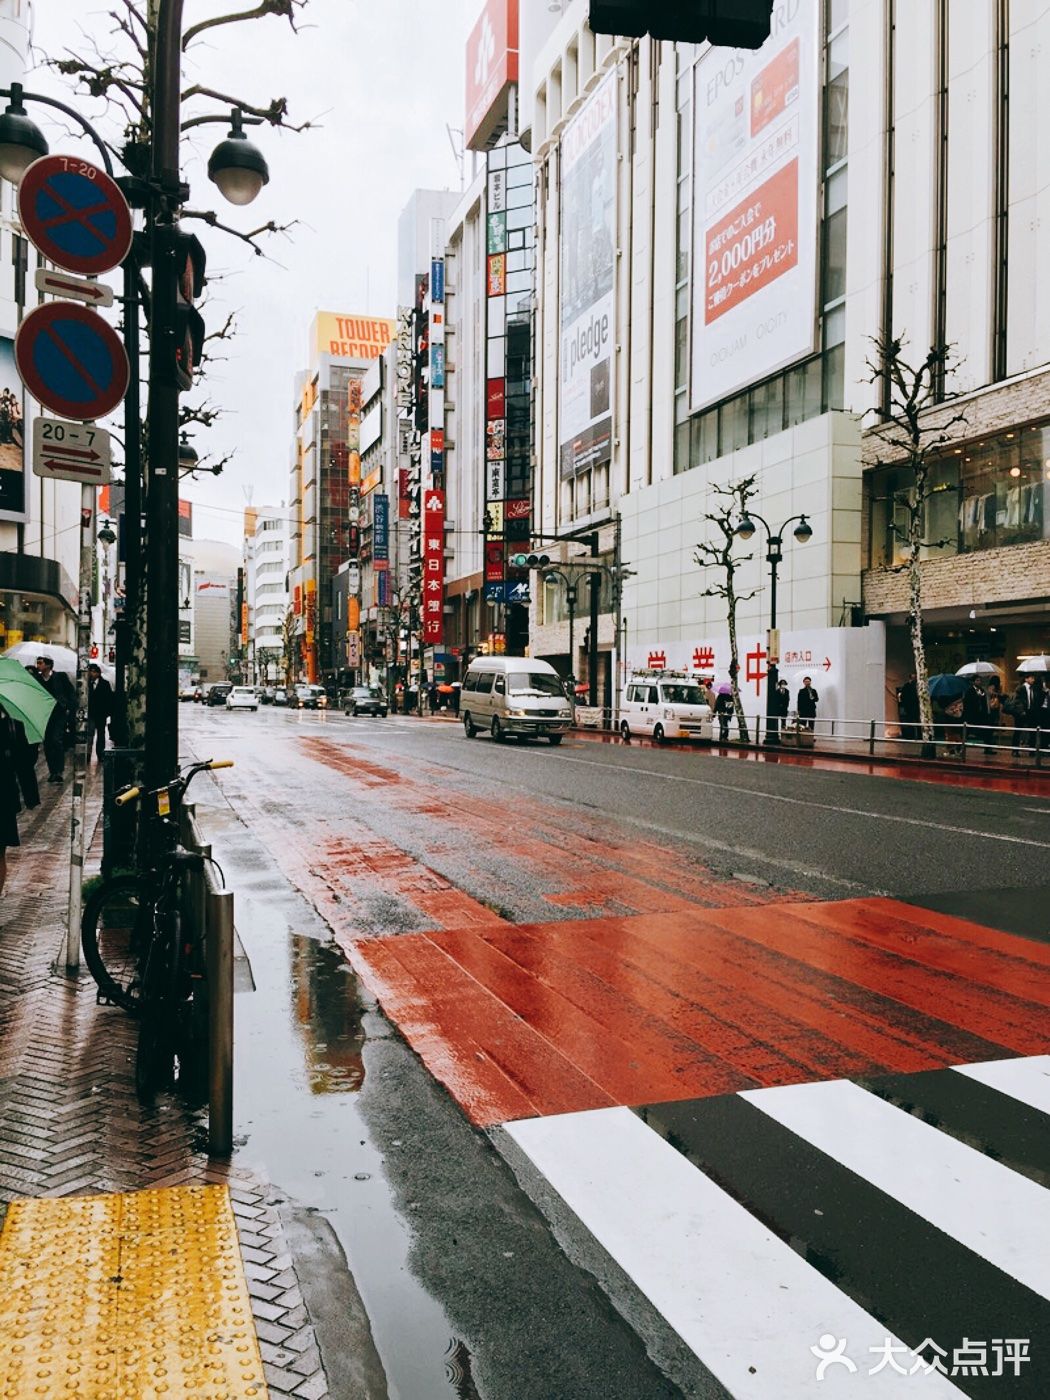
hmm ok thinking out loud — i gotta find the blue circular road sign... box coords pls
[15,301,130,422]
[18,155,133,277]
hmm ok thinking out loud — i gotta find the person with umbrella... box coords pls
[896,673,920,744]
[713,684,735,745]
[0,659,53,894]
[927,674,969,756]
[34,655,76,783]
[961,676,989,747]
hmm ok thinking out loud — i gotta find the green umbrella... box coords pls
[0,656,57,744]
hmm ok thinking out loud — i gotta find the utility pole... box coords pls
[144,0,185,792]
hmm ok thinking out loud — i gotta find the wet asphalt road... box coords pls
[181,704,1050,1399]
[188,701,1050,909]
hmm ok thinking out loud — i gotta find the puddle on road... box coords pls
[233,892,481,1400]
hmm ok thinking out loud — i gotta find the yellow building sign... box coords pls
[311,312,395,364]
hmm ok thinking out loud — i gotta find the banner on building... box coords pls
[178,498,193,538]
[311,312,395,364]
[558,72,616,481]
[690,0,820,410]
[422,488,445,645]
[0,335,26,520]
[240,602,248,645]
[465,0,519,149]
[373,492,389,569]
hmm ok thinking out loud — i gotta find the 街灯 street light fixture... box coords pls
[543,569,580,691]
[0,84,48,183]
[97,518,117,547]
[733,509,814,744]
[207,108,270,207]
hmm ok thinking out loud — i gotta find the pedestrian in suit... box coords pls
[86,663,113,762]
[1012,674,1043,756]
[962,679,988,748]
[0,706,40,894]
[34,656,76,783]
[896,675,920,743]
[768,678,789,743]
[984,680,1003,753]
[797,677,819,734]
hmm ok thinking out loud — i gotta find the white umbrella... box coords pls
[3,641,78,676]
[1017,654,1050,673]
[955,660,1002,677]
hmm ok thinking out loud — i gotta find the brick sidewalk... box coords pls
[0,779,331,1399]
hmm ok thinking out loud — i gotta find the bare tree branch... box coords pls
[182,0,308,51]
[181,208,300,257]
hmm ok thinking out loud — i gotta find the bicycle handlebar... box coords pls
[113,759,234,809]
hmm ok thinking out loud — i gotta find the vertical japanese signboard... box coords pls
[373,492,389,570]
[690,0,820,409]
[422,488,445,645]
[558,72,616,481]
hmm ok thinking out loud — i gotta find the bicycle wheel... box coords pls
[81,874,151,1011]
[135,911,180,1102]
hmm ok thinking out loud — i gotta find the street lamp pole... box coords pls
[733,510,813,745]
[542,570,578,689]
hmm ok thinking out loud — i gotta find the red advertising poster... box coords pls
[704,159,798,325]
[751,38,800,137]
[422,488,445,645]
[398,467,411,520]
[485,540,505,582]
[487,254,506,296]
[487,378,506,420]
[505,497,530,519]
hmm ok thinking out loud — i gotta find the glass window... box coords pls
[823,342,845,411]
[677,209,690,283]
[829,0,849,34]
[750,377,784,441]
[475,672,494,694]
[462,672,478,692]
[494,675,506,695]
[823,205,847,303]
[674,417,691,474]
[675,314,689,391]
[786,357,822,426]
[508,672,563,697]
[721,392,749,452]
[692,408,719,465]
[826,37,849,165]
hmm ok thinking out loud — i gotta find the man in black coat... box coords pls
[897,674,920,743]
[34,656,76,783]
[797,676,819,733]
[1012,674,1043,756]
[962,680,989,746]
[86,663,113,762]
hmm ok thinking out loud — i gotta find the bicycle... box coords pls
[80,758,233,1100]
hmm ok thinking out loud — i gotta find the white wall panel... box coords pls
[890,3,936,353]
[1006,2,1050,374]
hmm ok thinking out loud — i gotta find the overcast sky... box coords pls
[31,0,478,545]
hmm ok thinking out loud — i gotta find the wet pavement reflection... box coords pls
[233,885,481,1399]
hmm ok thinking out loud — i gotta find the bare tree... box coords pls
[280,607,297,687]
[865,336,967,744]
[42,2,313,745]
[694,475,758,743]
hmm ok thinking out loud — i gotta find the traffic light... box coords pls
[173,228,206,392]
[510,553,550,568]
[588,0,773,48]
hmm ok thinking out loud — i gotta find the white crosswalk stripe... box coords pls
[503,1056,1050,1400]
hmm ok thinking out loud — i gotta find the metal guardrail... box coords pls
[570,708,1046,766]
[180,803,234,1158]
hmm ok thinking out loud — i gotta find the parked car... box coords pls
[206,683,233,707]
[179,684,197,702]
[344,685,388,718]
[460,657,573,744]
[225,685,259,712]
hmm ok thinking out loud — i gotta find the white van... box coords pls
[619,670,713,743]
[461,656,573,744]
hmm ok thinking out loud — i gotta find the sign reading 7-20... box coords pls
[18,155,133,277]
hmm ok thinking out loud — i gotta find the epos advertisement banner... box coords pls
[422,489,445,644]
[690,0,819,410]
[558,72,616,481]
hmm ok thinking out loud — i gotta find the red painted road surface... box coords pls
[349,898,1050,1126]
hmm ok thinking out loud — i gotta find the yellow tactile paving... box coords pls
[0,1185,268,1398]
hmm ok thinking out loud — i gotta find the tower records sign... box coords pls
[690,0,820,410]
